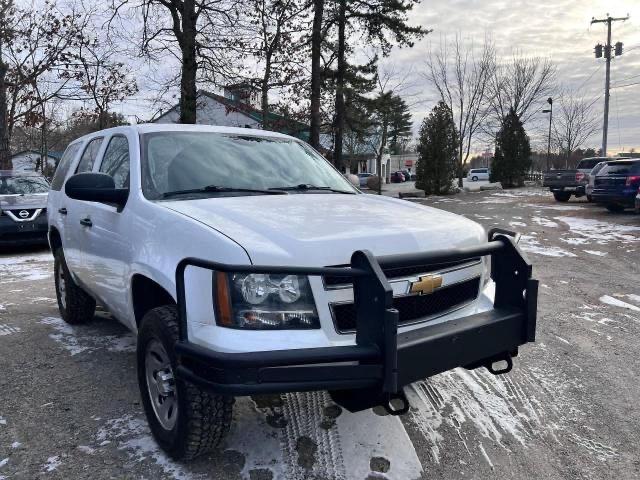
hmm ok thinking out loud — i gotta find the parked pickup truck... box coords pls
[543,157,607,202]
[47,124,538,461]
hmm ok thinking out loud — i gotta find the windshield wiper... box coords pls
[161,185,287,199]
[268,184,355,194]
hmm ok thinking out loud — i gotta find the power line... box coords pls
[575,63,603,91]
[611,81,640,89]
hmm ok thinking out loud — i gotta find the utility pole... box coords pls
[591,13,629,157]
[542,97,553,170]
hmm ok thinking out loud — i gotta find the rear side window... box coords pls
[50,143,81,191]
[591,162,606,175]
[600,161,640,175]
[577,159,600,170]
[99,136,130,189]
[76,138,103,173]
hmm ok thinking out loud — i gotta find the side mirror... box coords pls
[65,172,128,207]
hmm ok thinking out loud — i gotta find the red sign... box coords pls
[404,159,414,166]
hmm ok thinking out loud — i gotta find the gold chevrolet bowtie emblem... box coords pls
[410,275,443,295]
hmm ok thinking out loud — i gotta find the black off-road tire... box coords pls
[54,248,96,324]
[606,204,625,213]
[553,191,571,202]
[587,194,593,202]
[137,305,234,461]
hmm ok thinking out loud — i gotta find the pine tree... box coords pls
[491,108,531,188]
[388,96,413,154]
[415,102,458,194]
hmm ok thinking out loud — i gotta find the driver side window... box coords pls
[99,136,130,189]
[76,137,103,174]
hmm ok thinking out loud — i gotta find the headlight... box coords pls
[213,272,320,330]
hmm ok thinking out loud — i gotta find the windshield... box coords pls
[0,175,50,195]
[140,132,357,199]
[599,161,640,176]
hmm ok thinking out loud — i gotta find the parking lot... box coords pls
[1,186,639,480]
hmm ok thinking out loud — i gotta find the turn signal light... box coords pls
[575,172,585,182]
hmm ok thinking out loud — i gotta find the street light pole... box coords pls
[542,97,553,171]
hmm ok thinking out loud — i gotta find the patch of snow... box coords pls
[523,204,583,211]
[583,250,608,256]
[11,442,21,449]
[77,445,95,455]
[508,221,526,227]
[0,458,7,468]
[39,317,135,356]
[42,455,61,472]
[519,235,577,257]
[0,417,6,425]
[0,324,20,336]
[478,443,494,469]
[0,253,52,283]
[97,415,199,480]
[556,217,640,245]
[554,335,570,345]
[600,295,640,312]
[531,217,558,228]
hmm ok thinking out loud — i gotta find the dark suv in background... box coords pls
[0,171,50,246]
[592,159,640,212]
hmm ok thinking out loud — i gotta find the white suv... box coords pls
[47,124,538,461]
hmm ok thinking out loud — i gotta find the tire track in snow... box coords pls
[406,361,616,465]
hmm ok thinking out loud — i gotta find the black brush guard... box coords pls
[173,229,538,414]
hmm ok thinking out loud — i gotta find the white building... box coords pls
[10,150,61,173]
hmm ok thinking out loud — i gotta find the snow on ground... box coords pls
[42,455,62,472]
[39,317,135,356]
[600,296,640,313]
[519,235,577,257]
[531,216,559,228]
[555,217,640,245]
[584,250,608,257]
[0,252,52,283]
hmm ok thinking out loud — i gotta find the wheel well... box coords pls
[131,274,176,327]
[49,227,62,251]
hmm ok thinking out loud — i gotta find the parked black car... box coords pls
[0,171,49,246]
[542,157,606,202]
[592,159,640,212]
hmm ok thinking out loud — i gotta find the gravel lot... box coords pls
[1,186,639,480]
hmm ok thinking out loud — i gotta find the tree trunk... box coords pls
[376,120,388,195]
[179,0,198,124]
[457,139,464,187]
[333,0,346,168]
[0,59,10,170]
[261,58,271,131]
[309,0,324,150]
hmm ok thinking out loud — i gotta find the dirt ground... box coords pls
[1,186,639,480]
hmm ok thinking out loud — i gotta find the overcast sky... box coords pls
[111,0,639,155]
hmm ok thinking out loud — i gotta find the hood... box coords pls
[163,193,485,266]
[0,193,48,210]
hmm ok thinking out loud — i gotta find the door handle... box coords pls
[58,207,67,215]
[80,217,93,227]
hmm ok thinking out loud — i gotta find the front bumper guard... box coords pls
[174,229,538,412]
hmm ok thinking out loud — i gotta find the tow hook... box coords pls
[486,355,513,375]
[384,390,410,416]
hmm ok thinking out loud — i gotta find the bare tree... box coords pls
[109,0,244,124]
[553,94,599,165]
[0,0,85,169]
[246,0,309,130]
[424,36,495,187]
[489,53,556,127]
[0,0,15,168]
[63,33,138,130]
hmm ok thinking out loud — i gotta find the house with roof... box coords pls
[152,84,312,142]
[152,84,388,176]
[10,150,62,174]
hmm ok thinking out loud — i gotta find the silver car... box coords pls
[0,170,49,246]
